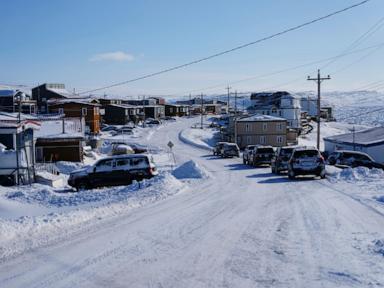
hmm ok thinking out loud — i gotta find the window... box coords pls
[95,107,100,114]
[96,159,113,171]
[260,136,266,144]
[58,108,64,115]
[245,123,250,132]
[277,136,283,144]
[82,108,87,116]
[276,123,283,131]
[263,123,268,131]
[116,159,130,167]
[130,157,148,167]
[271,108,277,114]
[246,136,252,144]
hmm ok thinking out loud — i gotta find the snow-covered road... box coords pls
[1,118,384,287]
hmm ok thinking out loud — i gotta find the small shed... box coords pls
[35,133,84,162]
[324,127,384,163]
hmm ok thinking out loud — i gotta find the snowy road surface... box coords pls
[1,118,384,287]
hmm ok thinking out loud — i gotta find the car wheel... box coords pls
[76,181,89,191]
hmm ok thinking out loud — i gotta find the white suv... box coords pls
[287,147,325,179]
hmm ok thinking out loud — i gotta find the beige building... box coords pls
[236,114,288,149]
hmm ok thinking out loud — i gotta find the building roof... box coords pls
[107,104,139,109]
[48,99,100,107]
[237,114,287,122]
[324,127,384,146]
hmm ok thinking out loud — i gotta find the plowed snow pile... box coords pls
[172,160,210,179]
[331,166,384,182]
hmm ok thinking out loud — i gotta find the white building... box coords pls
[300,97,318,117]
[324,127,384,163]
[247,92,301,129]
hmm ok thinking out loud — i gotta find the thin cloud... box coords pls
[90,51,135,62]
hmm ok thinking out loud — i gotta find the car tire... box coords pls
[76,181,90,191]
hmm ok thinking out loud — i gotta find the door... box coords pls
[90,159,114,187]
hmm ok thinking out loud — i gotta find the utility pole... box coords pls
[307,69,331,150]
[16,92,21,185]
[234,90,238,145]
[234,90,238,115]
[200,93,204,129]
[226,86,231,114]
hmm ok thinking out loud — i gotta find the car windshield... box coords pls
[225,144,238,149]
[294,150,318,158]
[258,148,274,154]
[280,148,294,156]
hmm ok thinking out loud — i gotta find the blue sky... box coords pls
[1,0,383,97]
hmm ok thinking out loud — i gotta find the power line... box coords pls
[171,41,384,97]
[320,15,384,70]
[79,0,371,95]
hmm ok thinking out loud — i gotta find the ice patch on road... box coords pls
[172,160,210,179]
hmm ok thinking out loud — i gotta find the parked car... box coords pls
[109,142,147,154]
[250,146,275,166]
[162,116,177,121]
[221,143,240,158]
[243,145,257,165]
[110,128,134,136]
[287,146,325,179]
[327,150,384,169]
[213,142,227,156]
[101,125,119,132]
[146,119,161,125]
[271,146,296,174]
[68,154,158,191]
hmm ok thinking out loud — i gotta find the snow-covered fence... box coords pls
[35,162,60,175]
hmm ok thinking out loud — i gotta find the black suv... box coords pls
[327,150,384,169]
[250,146,275,166]
[271,146,296,174]
[68,154,158,191]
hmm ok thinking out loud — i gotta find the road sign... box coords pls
[167,141,174,149]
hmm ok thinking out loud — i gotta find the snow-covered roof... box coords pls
[324,127,384,146]
[108,104,140,109]
[237,114,286,122]
[37,132,84,140]
[48,99,100,106]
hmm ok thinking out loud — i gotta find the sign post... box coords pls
[167,141,176,170]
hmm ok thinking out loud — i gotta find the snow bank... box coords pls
[0,172,186,260]
[179,127,218,151]
[172,160,210,179]
[329,166,384,182]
